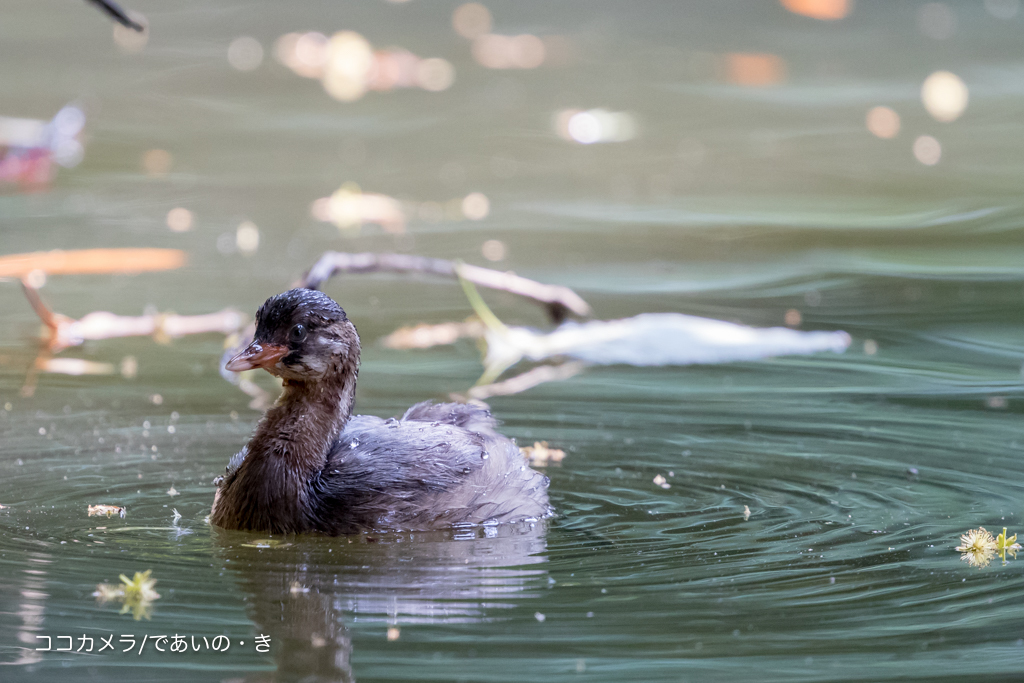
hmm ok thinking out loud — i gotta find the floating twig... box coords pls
[298,251,592,322]
[22,282,246,352]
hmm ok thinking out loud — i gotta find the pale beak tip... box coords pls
[224,356,254,372]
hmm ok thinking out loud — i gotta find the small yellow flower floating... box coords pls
[996,527,1022,565]
[955,527,997,568]
[955,527,1022,568]
[93,569,161,620]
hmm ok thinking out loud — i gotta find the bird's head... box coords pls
[226,288,359,382]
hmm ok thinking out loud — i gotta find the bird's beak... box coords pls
[225,341,289,372]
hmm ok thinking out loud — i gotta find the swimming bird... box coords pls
[210,288,551,535]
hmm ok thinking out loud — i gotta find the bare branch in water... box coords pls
[21,282,246,352]
[297,251,592,323]
[86,0,144,31]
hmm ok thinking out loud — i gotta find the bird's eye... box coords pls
[288,324,307,343]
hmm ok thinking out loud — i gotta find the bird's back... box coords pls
[309,402,551,533]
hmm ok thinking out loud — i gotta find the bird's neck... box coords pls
[252,357,359,475]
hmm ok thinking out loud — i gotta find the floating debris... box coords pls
[88,504,126,519]
[93,569,160,620]
[166,486,179,497]
[386,627,401,641]
[520,441,566,467]
[652,474,670,489]
[743,505,751,521]
[242,539,293,549]
[458,271,850,385]
[955,527,997,568]
[996,527,1021,565]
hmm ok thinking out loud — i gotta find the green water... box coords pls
[2,1,1024,681]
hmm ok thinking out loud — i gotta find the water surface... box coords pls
[2,1,1024,681]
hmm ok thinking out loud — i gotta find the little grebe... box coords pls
[210,288,552,535]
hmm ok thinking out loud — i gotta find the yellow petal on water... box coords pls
[956,527,997,552]
[956,527,999,568]
[995,527,1022,564]
[95,569,160,620]
[120,570,160,602]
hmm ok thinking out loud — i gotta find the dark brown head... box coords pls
[226,288,359,382]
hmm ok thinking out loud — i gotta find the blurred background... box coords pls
[2,1,1024,681]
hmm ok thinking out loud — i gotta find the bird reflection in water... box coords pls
[213,520,548,682]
